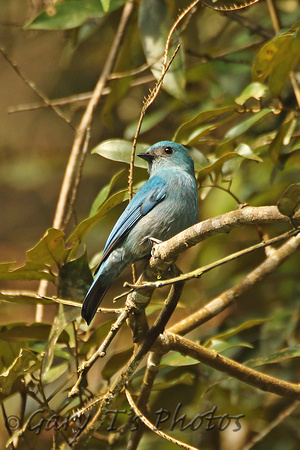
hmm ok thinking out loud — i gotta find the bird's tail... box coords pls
[81,274,111,325]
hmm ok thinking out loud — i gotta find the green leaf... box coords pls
[0,349,40,395]
[269,30,300,97]
[25,0,126,30]
[222,143,263,180]
[102,347,133,380]
[41,304,80,378]
[268,112,296,168]
[161,351,200,367]
[277,183,300,218]
[138,0,186,99]
[0,261,54,282]
[0,323,69,343]
[26,228,65,266]
[197,152,243,181]
[252,32,294,82]
[89,169,125,217]
[67,187,130,245]
[224,109,272,141]
[253,345,300,366]
[204,318,268,347]
[57,252,93,302]
[91,139,149,168]
[208,339,253,352]
[235,82,268,105]
[252,27,300,97]
[173,105,237,145]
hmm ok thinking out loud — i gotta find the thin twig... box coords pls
[125,228,299,290]
[125,386,198,450]
[0,47,74,129]
[7,75,155,114]
[125,352,162,450]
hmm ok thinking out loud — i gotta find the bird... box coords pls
[81,141,199,325]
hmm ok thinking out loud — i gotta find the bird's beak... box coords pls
[137,152,154,162]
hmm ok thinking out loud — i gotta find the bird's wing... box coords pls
[94,175,168,273]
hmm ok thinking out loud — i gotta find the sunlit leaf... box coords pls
[26,228,65,266]
[89,169,125,217]
[235,82,268,105]
[0,349,40,395]
[208,339,253,352]
[91,139,149,168]
[173,105,237,144]
[67,188,129,245]
[161,351,199,367]
[222,143,263,180]
[138,0,186,99]
[277,183,300,217]
[25,0,126,30]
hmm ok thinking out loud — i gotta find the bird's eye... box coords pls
[164,146,174,155]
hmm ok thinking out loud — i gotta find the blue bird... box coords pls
[82,141,199,324]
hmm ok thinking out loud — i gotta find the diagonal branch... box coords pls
[164,332,300,400]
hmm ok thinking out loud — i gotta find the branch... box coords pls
[125,227,299,290]
[164,333,300,400]
[149,206,300,268]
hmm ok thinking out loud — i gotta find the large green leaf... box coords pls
[25,0,126,30]
[57,252,93,302]
[173,105,237,145]
[91,139,149,168]
[252,26,300,97]
[138,0,186,99]
[26,228,65,266]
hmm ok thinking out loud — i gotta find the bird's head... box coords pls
[137,141,195,176]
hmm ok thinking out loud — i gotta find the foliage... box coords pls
[0,0,300,449]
